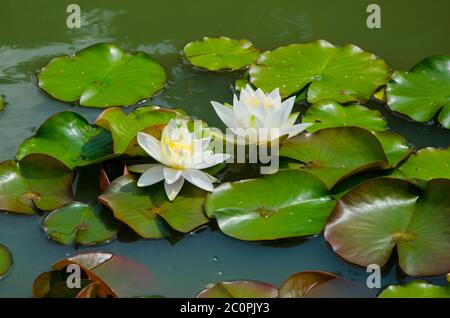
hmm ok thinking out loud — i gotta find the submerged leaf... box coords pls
[184,37,260,71]
[38,43,166,107]
[0,155,73,214]
[249,40,390,102]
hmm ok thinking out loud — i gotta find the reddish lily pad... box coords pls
[325,178,450,276]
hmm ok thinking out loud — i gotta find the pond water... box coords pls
[0,0,449,297]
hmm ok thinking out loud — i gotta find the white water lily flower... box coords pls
[211,84,312,143]
[133,119,229,201]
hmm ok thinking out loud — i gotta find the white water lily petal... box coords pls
[211,101,237,128]
[137,165,165,187]
[284,112,300,128]
[163,167,182,184]
[281,95,296,118]
[137,132,163,163]
[281,123,313,138]
[182,169,215,192]
[164,177,185,201]
[193,153,230,169]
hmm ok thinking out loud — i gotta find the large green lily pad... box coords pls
[302,100,387,133]
[279,127,388,188]
[95,106,184,155]
[16,112,114,169]
[43,202,118,245]
[249,40,390,102]
[183,37,260,71]
[38,43,166,107]
[0,155,73,214]
[386,55,450,128]
[196,280,278,298]
[325,178,450,276]
[204,170,335,241]
[0,243,12,279]
[379,280,450,298]
[399,147,450,182]
[99,175,208,238]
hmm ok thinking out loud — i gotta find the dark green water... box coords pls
[0,0,449,297]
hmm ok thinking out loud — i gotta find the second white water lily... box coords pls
[211,85,312,143]
[132,119,229,201]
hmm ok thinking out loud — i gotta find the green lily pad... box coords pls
[379,281,450,298]
[0,154,73,214]
[99,175,208,238]
[196,280,278,298]
[38,43,166,107]
[0,243,12,279]
[279,127,388,188]
[0,95,4,112]
[249,40,390,102]
[386,55,450,128]
[43,202,118,245]
[373,131,413,167]
[95,106,184,155]
[204,170,335,241]
[16,112,114,169]
[183,37,260,71]
[302,100,387,133]
[399,147,450,183]
[325,178,450,276]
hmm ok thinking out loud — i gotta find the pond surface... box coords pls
[0,0,449,297]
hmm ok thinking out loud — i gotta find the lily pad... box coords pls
[399,147,450,182]
[34,252,155,298]
[324,178,450,276]
[379,281,450,298]
[302,100,387,133]
[249,40,390,102]
[16,112,114,169]
[183,37,260,71]
[0,95,4,111]
[279,127,388,188]
[95,106,184,155]
[204,170,335,241]
[99,175,208,238]
[43,202,118,245]
[0,243,12,279]
[196,280,278,298]
[0,154,73,214]
[386,55,450,128]
[38,43,166,107]
[373,131,413,167]
[279,271,374,298]
[278,271,337,297]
